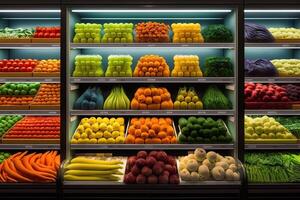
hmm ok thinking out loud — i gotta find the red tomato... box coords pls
[0,61,4,67]
[56,33,60,38]
[24,62,29,67]
[8,67,14,72]
[27,67,33,72]
[18,62,23,67]
[44,33,49,38]
[38,32,43,38]
[12,62,17,67]
[14,67,20,71]
[50,33,55,38]
[20,67,26,72]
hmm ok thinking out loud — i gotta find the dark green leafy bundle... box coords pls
[202,24,233,42]
[275,116,300,138]
[204,57,234,77]
[202,86,231,109]
[245,153,300,183]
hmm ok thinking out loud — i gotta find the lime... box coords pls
[21,90,27,95]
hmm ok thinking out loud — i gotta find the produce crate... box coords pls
[32,72,60,77]
[275,39,300,43]
[245,102,293,109]
[124,118,178,144]
[0,72,32,77]
[0,38,32,43]
[63,154,127,184]
[31,38,60,43]
[1,117,60,144]
[177,119,232,144]
[245,138,298,144]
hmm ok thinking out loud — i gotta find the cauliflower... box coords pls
[211,166,225,181]
[186,159,199,172]
[198,165,210,181]
[202,158,215,170]
[194,148,206,162]
[207,151,217,163]
[180,168,191,181]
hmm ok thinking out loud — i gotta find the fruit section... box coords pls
[0,9,61,184]
[66,7,239,189]
[244,9,300,185]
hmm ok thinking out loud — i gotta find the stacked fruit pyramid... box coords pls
[73,23,101,43]
[173,87,203,110]
[64,155,124,181]
[105,55,133,77]
[135,22,170,42]
[171,55,203,77]
[103,86,130,110]
[124,151,179,184]
[73,55,104,77]
[171,23,204,43]
[133,55,170,77]
[31,83,60,105]
[101,23,134,43]
[71,117,125,144]
[73,86,104,110]
[126,117,177,144]
[0,115,23,137]
[130,87,173,110]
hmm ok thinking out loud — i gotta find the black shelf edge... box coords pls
[0,77,60,83]
[71,144,234,150]
[70,77,235,83]
[70,43,235,49]
[0,110,60,115]
[245,143,300,150]
[70,110,235,116]
[245,77,300,83]
[245,110,300,115]
[0,144,60,150]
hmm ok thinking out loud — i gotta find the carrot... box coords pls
[3,160,32,182]
[9,152,22,160]
[0,163,5,182]
[15,151,28,160]
[40,151,49,165]
[45,151,54,166]
[2,169,8,182]
[13,158,54,182]
[31,153,56,175]
[54,155,60,171]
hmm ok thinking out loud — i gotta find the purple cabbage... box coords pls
[245,59,278,77]
[245,23,275,42]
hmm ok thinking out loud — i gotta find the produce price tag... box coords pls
[146,78,156,81]
[109,78,117,81]
[267,111,277,115]
[45,78,53,82]
[166,111,173,114]
[197,111,206,114]
[74,78,81,82]
[97,78,105,82]
[205,145,213,148]
[142,111,150,114]
[198,78,207,81]
[49,111,58,114]
[25,145,33,149]
[101,111,108,115]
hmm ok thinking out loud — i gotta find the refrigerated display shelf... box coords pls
[70,110,234,116]
[245,77,300,83]
[70,77,235,83]
[0,144,60,150]
[70,43,235,49]
[0,43,60,48]
[245,110,300,115]
[71,144,234,150]
[245,143,300,150]
[0,110,60,115]
[245,43,300,48]
[0,77,60,83]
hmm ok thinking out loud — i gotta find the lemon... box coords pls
[107,138,115,144]
[81,118,89,124]
[81,132,88,139]
[109,117,116,124]
[89,133,96,139]
[97,117,102,123]
[91,123,99,132]
[90,138,98,144]
[185,96,191,103]
[107,125,113,132]
[192,96,199,103]
[85,128,93,135]
[177,95,184,101]
[83,122,90,129]
[112,131,120,138]
[95,131,103,139]
[103,131,112,139]
[112,122,120,131]
[195,101,203,109]
[119,132,125,137]
[180,101,188,109]
[188,102,195,109]
[116,117,124,125]
[98,138,107,144]
[99,123,107,131]
[78,138,84,144]
[89,117,97,124]
[174,101,181,109]
[77,125,84,133]
[115,136,125,144]
[103,117,110,123]
[71,138,78,144]
[119,126,125,133]
[83,138,90,143]
[73,132,81,139]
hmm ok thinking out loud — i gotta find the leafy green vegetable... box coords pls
[202,24,233,42]
[0,27,34,39]
[202,86,232,109]
[204,57,234,77]
[275,116,300,138]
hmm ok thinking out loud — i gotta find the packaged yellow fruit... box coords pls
[90,138,98,144]
[116,136,125,144]
[99,123,107,131]
[103,131,112,139]
[172,55,202,77]
[96,117,103,123]
[95,131,103,139]
[77,125,84,133]
[107,138,115,144]
[81,118,89,124]
[107,125,113,132]
[71,138,78,144]
[91,123,99,132]
[98,138,107,144]
[103,117,110,123]
[83,122,91,129]
[112,131,120,138]
[112,122,120,131]
[116,117,124,125]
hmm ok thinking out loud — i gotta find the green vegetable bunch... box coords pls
[202,85,232,109]
[0,27,34,39]
[0,152,11,164]
[204,57,234,77]
[202,24,233,42]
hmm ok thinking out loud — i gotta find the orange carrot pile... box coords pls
[0,151,60,182]
[135,22,170,42]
